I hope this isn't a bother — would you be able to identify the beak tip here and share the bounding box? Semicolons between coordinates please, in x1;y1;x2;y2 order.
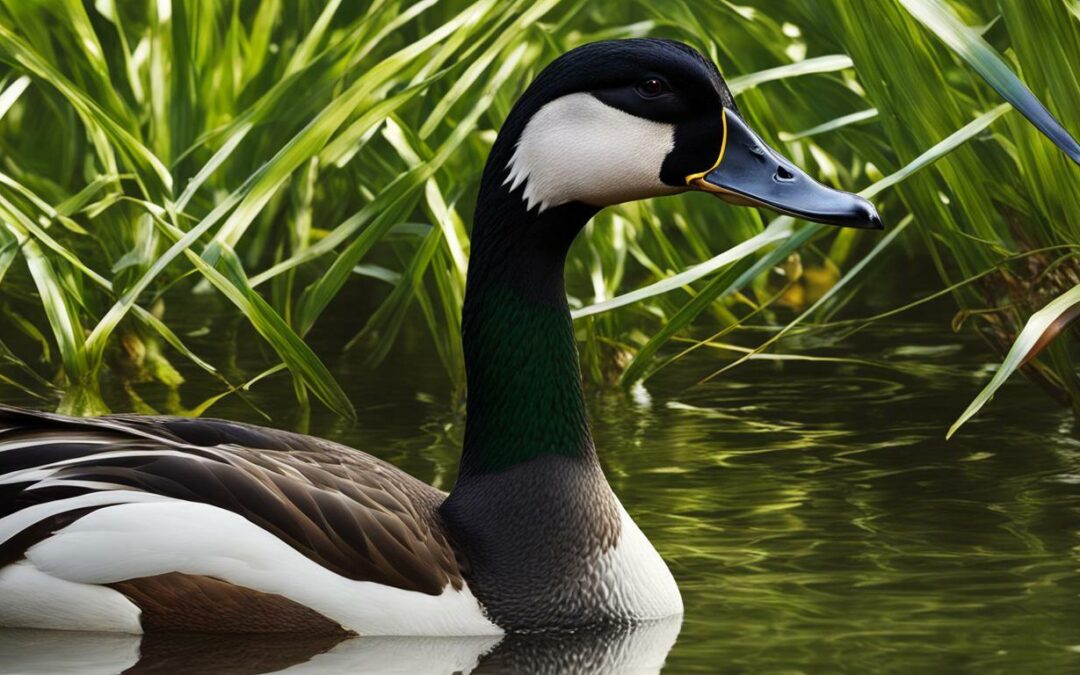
851;195;884;230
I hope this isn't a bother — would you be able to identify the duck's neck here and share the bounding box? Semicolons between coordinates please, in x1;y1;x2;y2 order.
457;188;599;480
444;177;662;632
437;62;683;631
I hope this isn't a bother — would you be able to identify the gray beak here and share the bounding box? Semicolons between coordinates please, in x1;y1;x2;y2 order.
687;109;883;230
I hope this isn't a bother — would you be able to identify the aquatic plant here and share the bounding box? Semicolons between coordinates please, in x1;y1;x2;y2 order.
0;1;1075;431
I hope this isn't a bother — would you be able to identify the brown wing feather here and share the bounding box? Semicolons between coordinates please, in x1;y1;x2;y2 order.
0;406;464;596
110;573;352;635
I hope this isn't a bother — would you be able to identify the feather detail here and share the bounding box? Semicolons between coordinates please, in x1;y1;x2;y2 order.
0;406;500;636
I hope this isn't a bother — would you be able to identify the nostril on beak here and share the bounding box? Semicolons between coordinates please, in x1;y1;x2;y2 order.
775;166;795;182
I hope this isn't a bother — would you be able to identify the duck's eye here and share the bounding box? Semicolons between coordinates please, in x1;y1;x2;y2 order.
635;78;669;98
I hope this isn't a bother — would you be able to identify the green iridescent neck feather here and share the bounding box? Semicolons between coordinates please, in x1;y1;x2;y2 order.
457;193;599;477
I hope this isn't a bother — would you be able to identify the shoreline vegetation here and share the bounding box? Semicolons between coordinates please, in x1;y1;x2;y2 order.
0;1;1076;436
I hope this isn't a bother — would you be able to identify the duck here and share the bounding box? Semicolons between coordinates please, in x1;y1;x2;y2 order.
0;38;880;638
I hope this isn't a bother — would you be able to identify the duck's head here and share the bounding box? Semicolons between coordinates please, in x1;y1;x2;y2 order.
487;38;881;229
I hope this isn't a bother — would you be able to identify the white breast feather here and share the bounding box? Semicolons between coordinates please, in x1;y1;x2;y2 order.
596;500;684;620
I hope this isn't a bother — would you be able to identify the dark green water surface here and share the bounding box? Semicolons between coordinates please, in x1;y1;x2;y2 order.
1;292;1079;674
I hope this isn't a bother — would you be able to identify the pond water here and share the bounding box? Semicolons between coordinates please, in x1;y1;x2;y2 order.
1;270;1079;673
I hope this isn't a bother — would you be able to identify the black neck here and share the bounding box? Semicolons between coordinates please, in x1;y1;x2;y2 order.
456;171;599;479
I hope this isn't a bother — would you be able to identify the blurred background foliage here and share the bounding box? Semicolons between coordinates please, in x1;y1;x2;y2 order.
0;0;1076;430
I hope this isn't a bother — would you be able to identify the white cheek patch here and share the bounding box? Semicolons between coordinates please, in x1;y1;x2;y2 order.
505;92;682;212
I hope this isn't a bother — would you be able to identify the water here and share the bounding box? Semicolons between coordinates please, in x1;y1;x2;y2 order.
2;287;1079;673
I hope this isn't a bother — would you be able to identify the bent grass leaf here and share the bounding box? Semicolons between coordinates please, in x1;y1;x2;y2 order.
295;180;424;334
861;103;1010;200
174;122;253;212
21;239;89;380
698;215;914;383
296;42;528;335
948;284;1080;438
0;74;30;120
212;0;497;248
283;0;345;77
55;175;124;217
899;0;1080;165
729;54;854;95
415;0;556;139
0;180;112;289
171;236;356;421
780;109;879;142
571;218;794;320
348;225;444;365
208;244;355;421
319;74;447;168
0;25;172;193
353;264;402;286
0;228;16;286
618;223;817;387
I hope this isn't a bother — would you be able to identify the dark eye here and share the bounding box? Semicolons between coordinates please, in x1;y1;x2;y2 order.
635;78;669;98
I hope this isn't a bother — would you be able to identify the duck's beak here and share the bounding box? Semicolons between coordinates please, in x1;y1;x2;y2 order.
687;109;883;230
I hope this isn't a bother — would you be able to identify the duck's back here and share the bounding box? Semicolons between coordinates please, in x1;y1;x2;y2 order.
0;406;500;636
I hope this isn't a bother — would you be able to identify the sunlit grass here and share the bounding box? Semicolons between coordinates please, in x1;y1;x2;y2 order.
0;1;1075;428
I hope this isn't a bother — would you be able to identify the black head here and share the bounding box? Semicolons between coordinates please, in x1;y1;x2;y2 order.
484;38;881;229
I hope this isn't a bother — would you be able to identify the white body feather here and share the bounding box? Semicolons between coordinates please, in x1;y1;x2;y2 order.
599;502;683;620
6;500;502;636
0;562;142;633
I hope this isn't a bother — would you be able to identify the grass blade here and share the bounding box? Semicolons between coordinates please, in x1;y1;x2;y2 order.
572;218;793;319
698;215;913;383
161;234;356;421
0;24;172;193
729;54;854;95
779;109;878;142
899;0;1080;165
0;74;30;120
948;283;1080;438
20;240;90;382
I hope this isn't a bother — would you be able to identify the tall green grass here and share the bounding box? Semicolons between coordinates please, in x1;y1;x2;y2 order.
0;1;1075;427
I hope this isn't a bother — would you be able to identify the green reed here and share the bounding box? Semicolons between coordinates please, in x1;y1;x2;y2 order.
0;0;1075;426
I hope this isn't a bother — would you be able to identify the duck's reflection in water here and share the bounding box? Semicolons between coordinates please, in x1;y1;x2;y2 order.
0;617;681;674
472;618;681;675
